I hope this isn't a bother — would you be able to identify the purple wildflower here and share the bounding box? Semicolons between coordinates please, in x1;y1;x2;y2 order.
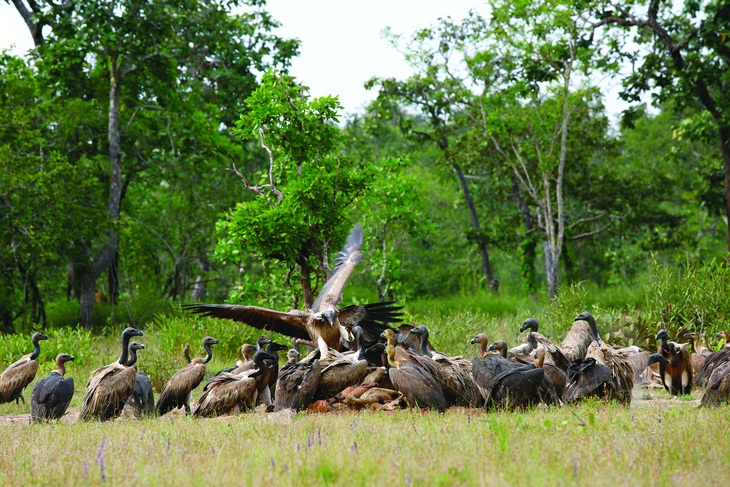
573;455;578;477
166;438;171;453
296;442;301;452
318;427;322;446
84;460;88;476
351;442;358;453
270;458;276;468
406;474;412;486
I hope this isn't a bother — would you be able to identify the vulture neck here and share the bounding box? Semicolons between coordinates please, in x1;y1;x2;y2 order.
118;332;133;365
203;343;215;364
30;336;43;361
526;333;538;349
418;330;433;358
385;345;398;368
354;330;366;361
56;359;67;376
479;341;489;358
585;316;602;345
127;348;139;368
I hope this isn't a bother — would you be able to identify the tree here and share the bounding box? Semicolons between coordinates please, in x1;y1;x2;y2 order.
366;15;501;292
589;0;730;251
6;0;298;328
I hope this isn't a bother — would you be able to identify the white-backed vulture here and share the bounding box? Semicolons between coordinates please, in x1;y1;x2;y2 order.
314;326;369;400
182;225;402;358
274;349;321;412
80;327;145;421
683;332;712;378
519;318;569;371
193;350;277;417
183;343;192;363
156;336;219;416
471;339;527;403
583;340;635;405
31;353;75;422
0;332;49;404
560;312;602;363
655;329;692;395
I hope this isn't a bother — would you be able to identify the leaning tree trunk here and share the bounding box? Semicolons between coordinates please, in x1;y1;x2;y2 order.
512;177;538;295
79;61;124;329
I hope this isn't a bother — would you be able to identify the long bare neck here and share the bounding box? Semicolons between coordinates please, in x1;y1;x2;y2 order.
203;343;214;364
480;341;488;358
419;331;432;358
30;338;42;361
56;359;66;376
386;345;398;368
118;334;131;365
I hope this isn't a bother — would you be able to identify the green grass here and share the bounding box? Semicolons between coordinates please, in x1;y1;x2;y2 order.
1;393;728;486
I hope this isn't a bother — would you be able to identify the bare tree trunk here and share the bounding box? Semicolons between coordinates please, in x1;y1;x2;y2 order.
721;125;730;252
512;177;537;295
297;255;314;309
78;61;124;329
452;162;498;291
10;0;45;47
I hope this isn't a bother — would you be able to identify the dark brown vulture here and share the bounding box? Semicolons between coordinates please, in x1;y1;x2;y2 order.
156;336;219;416
274;349;321;412
31;353;75;422
80;327;145;421
655;329;692;396
695;344;730;388
385;343;448;412
182;225;402;359
519;318;569;371
124;342;154;418
700;359;730;406
560;312;602;363
486;349;545;411
193;350;277;417
471;339;526;403
409;326;481;407
183;343;192;364
0;332;49;404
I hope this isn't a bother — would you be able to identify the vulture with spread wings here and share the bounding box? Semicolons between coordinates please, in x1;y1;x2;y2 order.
182;224;402;357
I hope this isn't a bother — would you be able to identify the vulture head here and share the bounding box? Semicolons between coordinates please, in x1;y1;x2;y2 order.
487;340;508;358
574;312;601;343
646;353;670;367
32;332;49;344
655;329;670;342
249;351;278;378
470;333;488;346
519;318;539;333
286;349;301;363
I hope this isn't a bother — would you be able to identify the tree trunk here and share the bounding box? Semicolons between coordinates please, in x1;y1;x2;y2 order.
452;162;498;291
10;0;44;47
721;125;730;252
297;255;314;309
512;178;537;295
78;60;124;329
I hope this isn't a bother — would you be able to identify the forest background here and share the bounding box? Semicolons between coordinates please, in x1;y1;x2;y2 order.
1;0;730;354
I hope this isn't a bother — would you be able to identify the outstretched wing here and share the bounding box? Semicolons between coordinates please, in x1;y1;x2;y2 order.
182;304;310;340
312;223;364;312
339;301;404;348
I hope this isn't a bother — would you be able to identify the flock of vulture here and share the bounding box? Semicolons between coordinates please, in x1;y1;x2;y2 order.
1;224;730;422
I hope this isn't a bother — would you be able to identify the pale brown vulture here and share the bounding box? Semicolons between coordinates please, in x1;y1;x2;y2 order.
0;332;48;404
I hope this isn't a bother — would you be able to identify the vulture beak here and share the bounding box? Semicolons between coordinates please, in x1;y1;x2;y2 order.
469;337;477;345
321;308;335;325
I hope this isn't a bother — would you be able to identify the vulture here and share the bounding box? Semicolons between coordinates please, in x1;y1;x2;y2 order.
0;332;49;404
560;312;602;363
193;350;277;417
125;342;155;418
156;336;219;416
273;349;321;412
684;332;712;378
30;353;75;422
695;344;730;388
655;329;692;395
488;341;563;406
183;343;192;363
619;347;653;386
409;326;481;407
182;224;403;358
582;340;635;404
80;327;145;421
700;359;730;406
314;326;369;400
471;338;526;402
486;349;545;411
385;343;448;412
519;318;569;371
